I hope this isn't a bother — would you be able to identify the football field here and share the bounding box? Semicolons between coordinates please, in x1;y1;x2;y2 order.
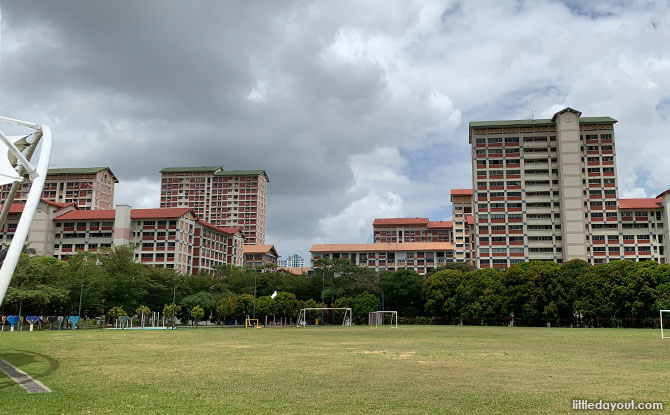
0;325;667;414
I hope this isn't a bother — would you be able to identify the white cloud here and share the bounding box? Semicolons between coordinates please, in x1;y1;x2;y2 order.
620;187;648;199
115;178;160;209
318;191;403;243
3;0;670;263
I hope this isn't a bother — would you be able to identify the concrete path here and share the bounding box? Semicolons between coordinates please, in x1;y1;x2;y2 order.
0;357;51;394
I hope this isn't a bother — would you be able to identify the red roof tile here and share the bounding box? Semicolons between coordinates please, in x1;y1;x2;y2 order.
197;219;242;236
131;208;192;219
243;244;278;256
427;220;453;229
279;267;312;275
373;217;429;226
450;189;473;196
618;198;663;209
40;199;73;209
310;242;454;253
0;203;25;214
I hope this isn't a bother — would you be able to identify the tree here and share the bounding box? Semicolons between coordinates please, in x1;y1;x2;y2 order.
379;270;423;317
4;255;68;316
234;294;255;320
181;291;216;321
163;303;181;322
191;305;205;325
422;269;461;320
216;296;237;323
353;292;380;324
274;292;299;319
256;296;276;321
107;306;127;323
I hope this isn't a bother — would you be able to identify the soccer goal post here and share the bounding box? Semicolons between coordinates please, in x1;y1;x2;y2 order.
368;311;398;328
245;318;260;328
297;308;352;327
661;310;670;339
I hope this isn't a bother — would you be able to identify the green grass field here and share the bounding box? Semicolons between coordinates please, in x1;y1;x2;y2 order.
0;326;667;414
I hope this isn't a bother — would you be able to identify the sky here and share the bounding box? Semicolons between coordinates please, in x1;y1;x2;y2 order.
1;0;670;264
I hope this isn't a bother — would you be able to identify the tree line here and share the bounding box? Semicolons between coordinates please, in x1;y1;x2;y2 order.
1;246;669;328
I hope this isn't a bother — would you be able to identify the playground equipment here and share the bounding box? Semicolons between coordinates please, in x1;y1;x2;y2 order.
26;316;40;331
68;316;79;330
0;116;52;306
116;316;131;329
6;315;19;331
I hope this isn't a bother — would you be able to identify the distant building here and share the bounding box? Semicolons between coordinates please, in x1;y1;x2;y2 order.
159;166;268;245
313;107;670;270
1;167;118;210
310;242;455;276
373;218;453;243
243;244;279;267
1;202;244;274
278;254;305;268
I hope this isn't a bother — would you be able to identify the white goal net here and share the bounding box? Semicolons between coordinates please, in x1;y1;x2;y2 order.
0;116;52;305
297;308;352;327
368;311;398;328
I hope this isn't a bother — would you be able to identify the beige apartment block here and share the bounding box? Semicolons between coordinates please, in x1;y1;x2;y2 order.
310;242;455;275
469;107;626;268
372;218;453;243
0;167;118;210
159;166;268;245
243;244;279;268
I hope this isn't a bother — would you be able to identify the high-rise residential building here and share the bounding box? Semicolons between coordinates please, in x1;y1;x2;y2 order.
311;107;670;271
450;189;474;263
1;167;118;210
159;166;268;245
469;106;669;268
278;254;305;268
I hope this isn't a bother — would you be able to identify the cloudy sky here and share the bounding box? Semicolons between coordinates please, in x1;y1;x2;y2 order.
1;0;670;263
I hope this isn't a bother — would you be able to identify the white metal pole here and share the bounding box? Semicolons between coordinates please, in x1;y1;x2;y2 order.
661;310;664;339
0;126;51;305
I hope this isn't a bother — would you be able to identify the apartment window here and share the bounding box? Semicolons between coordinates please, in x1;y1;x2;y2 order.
476;138;486;144
505;137;519;144
488;138;502;144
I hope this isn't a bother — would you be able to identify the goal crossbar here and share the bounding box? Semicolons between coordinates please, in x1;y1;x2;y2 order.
297;308;352;327
661;310;670;339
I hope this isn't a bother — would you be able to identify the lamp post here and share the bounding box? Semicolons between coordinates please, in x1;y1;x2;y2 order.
252;272;257;319
172;272;177;328
78;255;87;318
